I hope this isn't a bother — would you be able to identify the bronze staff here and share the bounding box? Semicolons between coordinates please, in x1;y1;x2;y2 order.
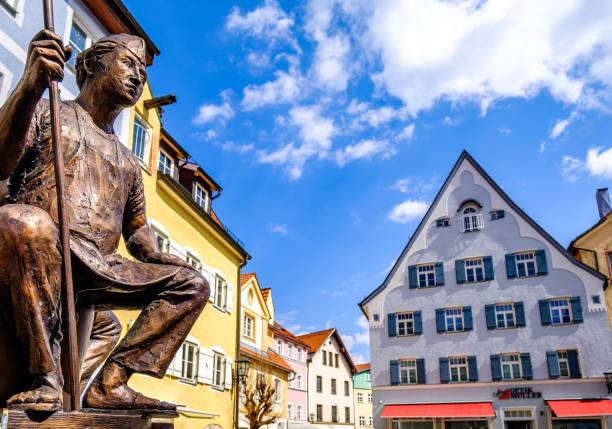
42;0;80;412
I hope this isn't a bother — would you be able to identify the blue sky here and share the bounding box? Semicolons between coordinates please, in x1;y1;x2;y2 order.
124;0;612;363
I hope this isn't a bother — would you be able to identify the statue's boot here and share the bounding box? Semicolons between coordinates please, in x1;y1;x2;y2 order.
7;371;62;412
83;360;176;412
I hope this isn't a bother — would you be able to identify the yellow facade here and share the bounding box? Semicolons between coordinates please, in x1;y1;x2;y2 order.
239;274;290;429
353;388;372;429
113;81;249;429
569;213;612;330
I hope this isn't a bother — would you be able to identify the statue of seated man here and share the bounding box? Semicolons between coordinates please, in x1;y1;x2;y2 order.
0;30;209;412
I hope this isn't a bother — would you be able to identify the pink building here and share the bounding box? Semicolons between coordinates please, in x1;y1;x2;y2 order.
272;323;310;425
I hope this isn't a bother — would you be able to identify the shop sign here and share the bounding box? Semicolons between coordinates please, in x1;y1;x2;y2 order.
494;387;542;399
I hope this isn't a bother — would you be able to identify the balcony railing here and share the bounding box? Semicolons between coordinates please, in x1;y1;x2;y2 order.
462;214;485;232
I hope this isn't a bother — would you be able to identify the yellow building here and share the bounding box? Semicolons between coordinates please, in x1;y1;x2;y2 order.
114;80;250;429
568;188;612;330
239;273;292;429
353;364;372;429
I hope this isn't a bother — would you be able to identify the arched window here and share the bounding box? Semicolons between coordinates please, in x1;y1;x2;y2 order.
461;204;484;232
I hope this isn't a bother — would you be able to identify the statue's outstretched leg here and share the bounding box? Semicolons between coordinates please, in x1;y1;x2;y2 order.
83;267;209;411
0;205;63;411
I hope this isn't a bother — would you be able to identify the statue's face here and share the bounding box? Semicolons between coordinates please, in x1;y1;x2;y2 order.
95;46;147;107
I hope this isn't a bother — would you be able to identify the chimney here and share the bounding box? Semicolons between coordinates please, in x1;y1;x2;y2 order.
596;188;611;219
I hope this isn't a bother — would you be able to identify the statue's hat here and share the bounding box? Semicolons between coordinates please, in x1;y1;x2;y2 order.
92;34;146;65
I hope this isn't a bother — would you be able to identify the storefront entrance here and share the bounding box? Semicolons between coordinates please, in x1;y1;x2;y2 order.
505;421;533;429
552;420;602;429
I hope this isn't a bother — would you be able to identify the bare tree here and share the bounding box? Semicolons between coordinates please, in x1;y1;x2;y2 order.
241;371;278;429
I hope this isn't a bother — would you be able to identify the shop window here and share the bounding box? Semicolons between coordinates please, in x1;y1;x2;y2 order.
392;422;434;429
552;420;601;429
501;353;522;380
445;421;488;429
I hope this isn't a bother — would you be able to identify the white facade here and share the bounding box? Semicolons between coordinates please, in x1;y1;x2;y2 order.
361;152;612;429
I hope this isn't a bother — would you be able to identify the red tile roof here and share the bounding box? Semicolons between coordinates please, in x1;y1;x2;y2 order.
272;323;310;349
297;329;334;353
240;346;293;373
355;363;371;372
241;273;256;286
260;288;271;301
210;209;224;229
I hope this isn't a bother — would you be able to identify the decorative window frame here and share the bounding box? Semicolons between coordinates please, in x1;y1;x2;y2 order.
242;312;255;340
445;307;465;332
158;148;174;177
448;355;469;383
194;182;209;212
399;358;418;385
417;264;437;287
460;203;485;232
495;303;516;329
515;250;537;278
396;312;415;336
549;297;572;325
179;341;199;384
500;353;522;380
464;257;485;283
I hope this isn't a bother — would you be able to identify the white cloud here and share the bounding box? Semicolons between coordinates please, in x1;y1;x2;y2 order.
390;178;411;193
539;141;547;153
356;316;369;330
396;124;415;142
550;111;579;139
241;68;302;110
269;223;291;235
351;353;366;365
585;147;612;179
388;199;428;223
561;155;584;182
193;91;234;125
341;334;355;351
219;141;254;153
443;116;462;126
335;139;395;167
357;0;612;115
499;127;511;135
258;105;337;179
226;0;294;43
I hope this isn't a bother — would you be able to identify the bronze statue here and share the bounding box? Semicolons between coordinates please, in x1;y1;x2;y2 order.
0;30;209;412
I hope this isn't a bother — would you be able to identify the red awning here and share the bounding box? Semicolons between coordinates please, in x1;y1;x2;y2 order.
547;400;612;417
381;403;495;418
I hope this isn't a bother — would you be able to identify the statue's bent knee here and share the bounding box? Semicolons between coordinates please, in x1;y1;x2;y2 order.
0;204;58;243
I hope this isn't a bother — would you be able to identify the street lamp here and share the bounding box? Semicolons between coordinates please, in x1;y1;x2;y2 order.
234;357;251;385
604;369;612;394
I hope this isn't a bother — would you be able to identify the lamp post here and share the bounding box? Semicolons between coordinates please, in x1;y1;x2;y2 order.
604;369;612;394
235;357;251;385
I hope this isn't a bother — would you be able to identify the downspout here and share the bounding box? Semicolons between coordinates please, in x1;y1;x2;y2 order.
235;258;248;429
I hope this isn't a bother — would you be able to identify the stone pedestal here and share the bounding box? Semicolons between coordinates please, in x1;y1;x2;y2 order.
2;408;176;428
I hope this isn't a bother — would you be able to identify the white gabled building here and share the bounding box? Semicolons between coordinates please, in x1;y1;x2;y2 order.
360;151;612;429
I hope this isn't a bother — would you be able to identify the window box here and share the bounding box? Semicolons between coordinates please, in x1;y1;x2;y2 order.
539;297;583;325
506;250;547;278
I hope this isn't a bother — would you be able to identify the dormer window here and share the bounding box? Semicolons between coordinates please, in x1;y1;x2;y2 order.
158;149;174;176
461;205;484;232
194;183;209;212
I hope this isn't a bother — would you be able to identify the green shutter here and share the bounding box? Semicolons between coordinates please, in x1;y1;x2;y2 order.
467;356;478;382
408;265;418;289
435;262;445;286
535;249;547;275
455;260;466;284
413;311;423;335
435;309;446;333
416;359;426;384
497;210;505;218
436;219;444;227
539;299;552;325
567;350;582;378
547;351;560;378
390;360;400;385
485;304;496;330
388;313;397;337
570;296;583;323
483;256;494;281
505;254;517;278
490;355;502;381
439;357;450;384
463;306;473;331
521;353;532;380
515;302;526;327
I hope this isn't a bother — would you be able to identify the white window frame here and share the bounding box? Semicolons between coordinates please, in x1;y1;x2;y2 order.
243;313;254;339
297;404;303;420
297;347;302;361
158;149;174;176
277;339;283;355
185;252;202;272
194;183;209;212
515;251;537;278
445;308;464;332
297;374;302;389
151;226;170;254
399;359;417;385
417;264;436;287
369;416;373;426
288;343;294;359
274;378;281;403
288;403;294;420
462;205;484;232
180;341;198;383
66;17;94;69
495;303;516;329
214;275;227;309
550;298;572;325
331;378;337;395
367;372;371;382
357;392;363;403
360;416;366;427
557;350;570;378
465;257;485;283
449;356;469;383
212;351;225;388
397;312;414;336
132;113;152;167
368;392;372;403
501;353;522;380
